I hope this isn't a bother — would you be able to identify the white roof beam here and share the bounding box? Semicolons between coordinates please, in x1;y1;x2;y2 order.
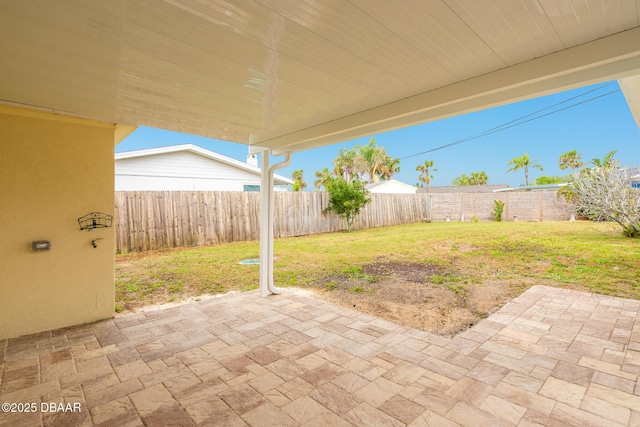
619;75;640;128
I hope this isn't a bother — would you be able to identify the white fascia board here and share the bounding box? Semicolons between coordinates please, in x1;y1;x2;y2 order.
619;74;640;129
390;180;418;191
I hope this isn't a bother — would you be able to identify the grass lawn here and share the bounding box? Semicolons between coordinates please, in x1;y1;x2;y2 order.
115;221;639;331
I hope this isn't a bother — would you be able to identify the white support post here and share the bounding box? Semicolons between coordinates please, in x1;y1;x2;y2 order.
259;150;292;297
259;152;270;297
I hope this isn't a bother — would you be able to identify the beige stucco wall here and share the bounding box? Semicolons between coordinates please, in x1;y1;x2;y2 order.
0;106;118;339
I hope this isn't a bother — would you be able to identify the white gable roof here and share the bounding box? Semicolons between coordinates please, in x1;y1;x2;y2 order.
365;179;417;194
115;144;293;185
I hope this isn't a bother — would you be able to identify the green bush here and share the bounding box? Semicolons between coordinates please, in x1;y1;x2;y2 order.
493;200;505;222
324;177;371;231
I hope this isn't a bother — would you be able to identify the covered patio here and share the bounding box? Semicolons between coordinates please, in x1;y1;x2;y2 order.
2;2;640;425
1;285;639;426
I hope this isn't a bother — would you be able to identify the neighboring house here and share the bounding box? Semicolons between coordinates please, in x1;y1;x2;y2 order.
420;184;510;193
492;183;567;193
631;175;640;189
365;179;417;194
115;144;293;191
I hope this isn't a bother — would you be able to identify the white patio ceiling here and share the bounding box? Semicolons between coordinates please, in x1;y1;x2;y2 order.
1;0;640;154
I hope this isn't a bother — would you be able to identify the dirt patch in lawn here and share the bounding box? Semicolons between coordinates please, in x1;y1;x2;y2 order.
307;259;524;336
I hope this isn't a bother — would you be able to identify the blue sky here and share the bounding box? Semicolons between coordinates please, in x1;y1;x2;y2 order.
116;80;640;188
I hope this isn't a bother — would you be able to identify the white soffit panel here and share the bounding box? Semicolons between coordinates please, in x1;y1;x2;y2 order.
0;0;639;153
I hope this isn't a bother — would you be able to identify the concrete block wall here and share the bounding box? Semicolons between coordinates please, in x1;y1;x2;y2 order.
430;190;572;222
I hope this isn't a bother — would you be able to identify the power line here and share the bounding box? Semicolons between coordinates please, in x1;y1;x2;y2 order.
400;83;620;160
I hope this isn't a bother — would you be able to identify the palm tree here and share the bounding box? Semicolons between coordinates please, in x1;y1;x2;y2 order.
469;171;489;185
506;153;543;186
452;174;469;186
416;160;437;194
591;150;617;169
558;150;583;176
333;148;357;182
314;168;332;190
452;171;488;186
291;169;306;191
379;157;401;181
355;138;389;183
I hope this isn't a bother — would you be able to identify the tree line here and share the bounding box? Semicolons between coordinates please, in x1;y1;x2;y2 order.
288;139;637;238
290;138;609;192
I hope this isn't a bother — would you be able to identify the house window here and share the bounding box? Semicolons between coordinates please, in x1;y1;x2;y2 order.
243;185;260;192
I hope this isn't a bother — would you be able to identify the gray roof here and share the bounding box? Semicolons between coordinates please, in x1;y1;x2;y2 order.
418;184;510;194
493;183;567;192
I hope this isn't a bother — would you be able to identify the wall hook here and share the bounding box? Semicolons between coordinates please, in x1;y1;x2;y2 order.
91;238;103;248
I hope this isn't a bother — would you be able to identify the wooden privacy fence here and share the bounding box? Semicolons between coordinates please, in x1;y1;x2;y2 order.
114;192;429;253
114;190;572;253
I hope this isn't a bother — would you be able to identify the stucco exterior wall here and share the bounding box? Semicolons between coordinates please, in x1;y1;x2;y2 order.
0;106;117;339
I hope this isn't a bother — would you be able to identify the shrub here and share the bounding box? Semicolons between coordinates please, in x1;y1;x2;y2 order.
493;200;505;222
560;164;640;237
324;177;371;231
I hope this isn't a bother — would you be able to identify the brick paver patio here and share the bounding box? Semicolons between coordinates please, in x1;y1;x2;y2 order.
1;285;639;426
